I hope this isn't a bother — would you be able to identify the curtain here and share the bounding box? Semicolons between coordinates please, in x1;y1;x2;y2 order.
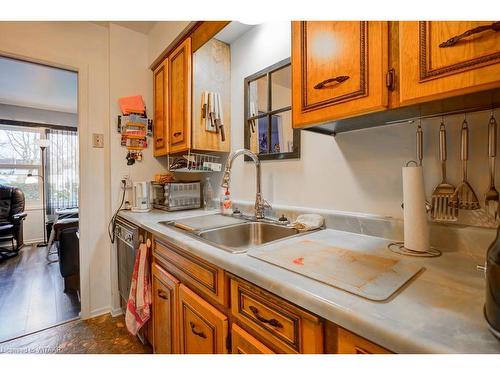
46;128;79;214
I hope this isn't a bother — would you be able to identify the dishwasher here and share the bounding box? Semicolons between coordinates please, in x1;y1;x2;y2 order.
114;218;140;312
114;217;149;342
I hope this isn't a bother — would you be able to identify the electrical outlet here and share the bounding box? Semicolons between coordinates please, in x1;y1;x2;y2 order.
92;133;104;148
121;175;132;189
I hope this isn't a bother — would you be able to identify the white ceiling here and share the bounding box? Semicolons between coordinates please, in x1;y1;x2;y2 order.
214;22;254;44
92;21;157;34
0;56;78;114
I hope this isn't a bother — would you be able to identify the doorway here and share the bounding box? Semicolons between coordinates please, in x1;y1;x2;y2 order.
0;55;80;342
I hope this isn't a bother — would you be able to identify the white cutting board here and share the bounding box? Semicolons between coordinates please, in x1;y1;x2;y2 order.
174;214;247;232
249;239;422;301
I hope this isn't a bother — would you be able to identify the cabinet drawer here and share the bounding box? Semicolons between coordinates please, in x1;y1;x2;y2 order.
153;239;228;306
231;324;275;354
230;277;323;353
178;284;228;354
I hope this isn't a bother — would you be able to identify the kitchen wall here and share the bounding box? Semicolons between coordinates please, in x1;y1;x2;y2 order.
147;21;190;66
229;22;498;227
108;23;169;313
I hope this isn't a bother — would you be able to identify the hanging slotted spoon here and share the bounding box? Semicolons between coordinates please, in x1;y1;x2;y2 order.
431;122;458;221
450;118;480;210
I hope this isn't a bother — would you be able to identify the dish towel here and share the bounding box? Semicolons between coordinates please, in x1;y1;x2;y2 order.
125;242;151;335
288;214;325;231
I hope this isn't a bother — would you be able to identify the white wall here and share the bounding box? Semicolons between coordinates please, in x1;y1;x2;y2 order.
229;22;498;227
147;21;190;66
109;23;169;312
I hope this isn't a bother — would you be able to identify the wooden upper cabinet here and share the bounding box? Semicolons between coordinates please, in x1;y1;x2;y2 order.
152;263;180;354
178;284;228;354
399;21;500;105
153;61;168;156
168;37;192;154
292;21;389;128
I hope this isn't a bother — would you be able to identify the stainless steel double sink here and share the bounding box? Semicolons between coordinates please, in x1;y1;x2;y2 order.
160;215;312;253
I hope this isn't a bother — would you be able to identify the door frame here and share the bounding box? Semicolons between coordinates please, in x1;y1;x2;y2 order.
0;50;95;320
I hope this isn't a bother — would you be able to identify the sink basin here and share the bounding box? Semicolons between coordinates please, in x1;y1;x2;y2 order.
198;222;300;253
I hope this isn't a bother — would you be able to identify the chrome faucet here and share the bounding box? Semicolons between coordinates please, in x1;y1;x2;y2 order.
221;149;270;219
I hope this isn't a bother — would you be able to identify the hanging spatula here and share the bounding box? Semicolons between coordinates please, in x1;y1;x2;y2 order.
485;113;499;219
431;122;458;221
450;118;480;210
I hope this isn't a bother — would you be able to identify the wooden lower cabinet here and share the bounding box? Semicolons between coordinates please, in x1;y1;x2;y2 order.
336;327;391;354
230;277;323;354
151;236;391;355
178;284;229;354
152;263;180;354
231;324;275;354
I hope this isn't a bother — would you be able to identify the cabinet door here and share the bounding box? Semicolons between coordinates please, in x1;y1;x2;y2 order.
152;263;180;354
292;21;388;128
178;284;228;354
153;60;168;156
337;327;391;354
168;37;192;154
399;21;500;105
231;324;275;354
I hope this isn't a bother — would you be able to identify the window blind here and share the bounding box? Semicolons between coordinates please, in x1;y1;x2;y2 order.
46;128;79;214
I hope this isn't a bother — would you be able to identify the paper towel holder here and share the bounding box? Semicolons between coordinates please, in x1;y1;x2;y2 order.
401;160;433;213
388;242;441;257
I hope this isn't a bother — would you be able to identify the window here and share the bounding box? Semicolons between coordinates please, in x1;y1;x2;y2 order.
0;124;42;207
46;128;79;214
244;58;300;160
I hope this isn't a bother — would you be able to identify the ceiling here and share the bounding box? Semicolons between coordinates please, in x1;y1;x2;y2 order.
93;21;157;34
214;22;254;44
0;56;78;114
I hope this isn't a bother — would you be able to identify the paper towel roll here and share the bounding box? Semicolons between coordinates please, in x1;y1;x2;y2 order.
402;165;430;252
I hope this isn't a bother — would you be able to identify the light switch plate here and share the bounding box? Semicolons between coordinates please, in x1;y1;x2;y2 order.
92;133;104;148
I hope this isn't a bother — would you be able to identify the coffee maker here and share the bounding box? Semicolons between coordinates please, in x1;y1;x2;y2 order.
485;226;500;339
131;181;151;212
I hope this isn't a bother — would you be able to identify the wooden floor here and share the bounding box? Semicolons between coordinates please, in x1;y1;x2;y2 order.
0;313;152;354
0;244;80;342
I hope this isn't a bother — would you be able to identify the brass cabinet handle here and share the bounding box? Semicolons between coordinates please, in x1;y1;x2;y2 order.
248;306;283;328
313;75;350;89
173;131;182;137
439;21;500;48
156;137;163;143
189;321;207;339
157;290;168;300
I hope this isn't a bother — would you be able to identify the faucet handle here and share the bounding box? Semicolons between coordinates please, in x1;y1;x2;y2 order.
262;199;272;209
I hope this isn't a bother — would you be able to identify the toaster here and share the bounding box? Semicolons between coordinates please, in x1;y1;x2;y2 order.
150;181;201;211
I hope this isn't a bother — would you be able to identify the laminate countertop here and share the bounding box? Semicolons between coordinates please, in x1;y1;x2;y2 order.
118;209;500;353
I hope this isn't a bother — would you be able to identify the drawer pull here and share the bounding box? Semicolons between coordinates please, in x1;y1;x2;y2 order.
157;290;168;300
439;21;500;48
156;137;163;143
189;321;207;339
249;306;283;328
173;131;182;137
313;75;350;89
